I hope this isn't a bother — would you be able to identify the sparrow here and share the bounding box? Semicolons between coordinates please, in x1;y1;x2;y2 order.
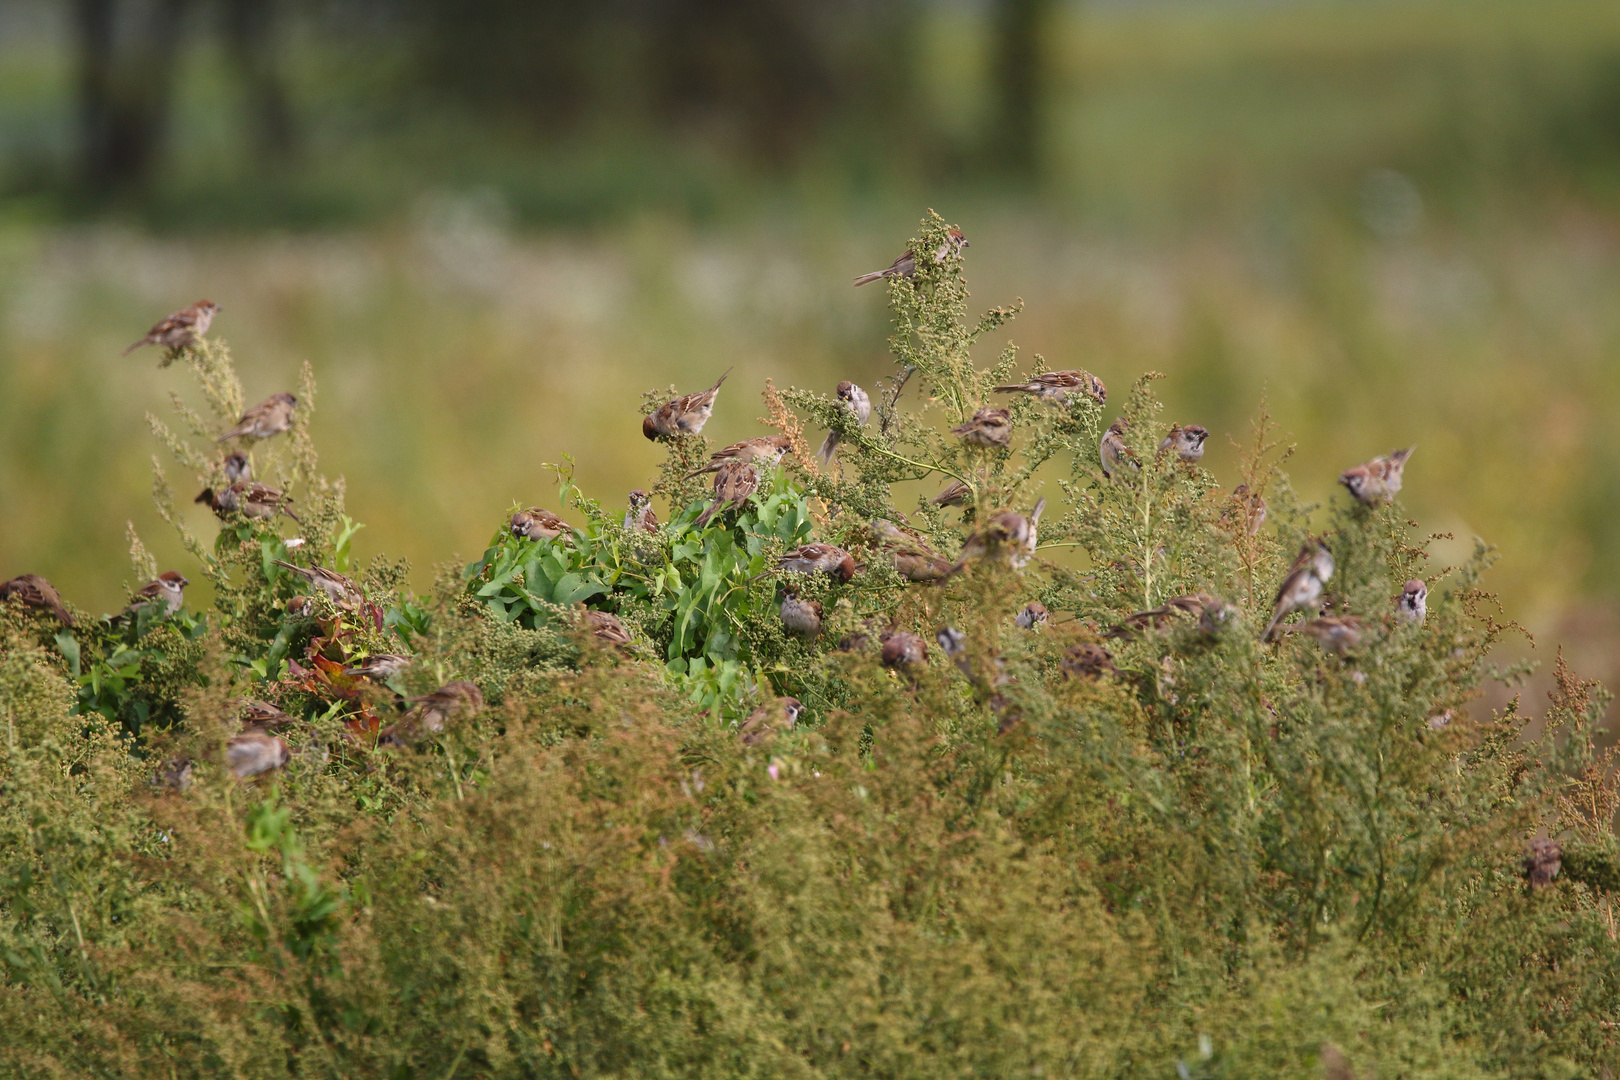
1224;484;1268;537
226;731;291;779
196;482;301;523
239;699;294;730
123;300;220;355
685;435;792;478
779;590;823;639
951;407;1012;448
851;228;969;287
777;543;857;583
1061;642;1117;680
1100;418;1137;478
694;460;760;527
931;478;972;507
271;560;365;610
643;370;730;440
993;370;1107;406
1398;579;1427;625
880;631;929;673
511;507;573;542
1524;838;1562;890
1159;425;1209;463
217;393;297;444
127;571;190;617
0;573;74;625
155;756;193;793
1262;541;1335;641
222;451;251;483
1339;447;1416;507
407;680;484;735
1015;601;1048;629
584;609;633;649
285;595;312;618
935;625;967;658
817;380;872;464
624;489;659;533
1108;593;1227;637
871;518;950;582
1296;616;1365;655
739;697;805;745
953;499;1044;571
343;654;413;680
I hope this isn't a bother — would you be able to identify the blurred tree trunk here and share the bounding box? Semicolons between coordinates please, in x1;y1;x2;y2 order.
991;0;1050;180
75;0;190;194
221;0;294;164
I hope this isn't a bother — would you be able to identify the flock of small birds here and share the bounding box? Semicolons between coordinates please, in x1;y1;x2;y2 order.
2;238;1431;780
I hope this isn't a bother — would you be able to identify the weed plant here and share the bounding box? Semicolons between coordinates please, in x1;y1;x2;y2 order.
1;214;1618;1078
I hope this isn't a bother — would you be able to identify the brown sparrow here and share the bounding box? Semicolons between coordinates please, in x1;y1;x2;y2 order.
511;507;572;542
217;393;297;444
993;370;1107;405
285;595;313;618
1397;579;1427;625
694;460;760;527
1015;601;1048;629
407;680;484;735
1297;616;1365;655
685;435;792;478
931;478;972;508
1061;642;1116;680
779;590;823;639
127;571;190;617
1524;838;1562;890
624;489;659;533
222;451;251;483
851;228;968;287
239;699;294;730
951;407;1012;448
123;300;220;355
1109;592;1227;637
226;731;291;779
1339;447;1416;507
739;697;805;745
1100;418;1137;478
1262;541;1335;641
0;573;74;625
584;609;633;649
197;482;300;523
271;560;365;610
777;543;857;583
880;630;929;672
155;756;193;793
953;499;1043;571
1159;425;1209;463
643;370;730;440
871;518;950;582
818;380;872;463
343;653;413;680
1225;484;1268;537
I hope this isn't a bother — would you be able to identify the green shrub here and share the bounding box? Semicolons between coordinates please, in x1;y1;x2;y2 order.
1;212;1616;1078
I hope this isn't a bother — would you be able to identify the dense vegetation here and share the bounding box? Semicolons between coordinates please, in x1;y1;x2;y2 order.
2;215;1618;1077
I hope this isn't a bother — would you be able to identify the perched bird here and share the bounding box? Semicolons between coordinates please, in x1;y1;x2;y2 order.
407;681;484;736
935;625;967;658
1339;447;1416;507
777;543;858;584
993;370;1107;406
239;699;294;730
1159;425;1209;463
1297;616;1365;655
1398;579;1428;625
685;435;792;478
624;489;659;533
951;407;1012;449
127;571;190;617
953;499;1044;571
1015;601;1048;629
851;228;969;287
1109;593;1227;638
285;595;313;618
343;653;413;680
1061;642;1117;680
931;478;972;508
226;732;291;779
871;518;950;582
222;451;251;483
880;631;929;673
1100;418;1137;478
1524;838;1563;890
643;370;730;440
584;609;633;649
511;507;572;542
739;697;805;745
779;590;823;639
1224;484;1268;537
271;560;365;610
1262;541;1335;641
123;300;220;355
818;380;872;464
155;756;193;793
196;481;300;523
217;393;297;444
0;573;74;625
694;460;760;527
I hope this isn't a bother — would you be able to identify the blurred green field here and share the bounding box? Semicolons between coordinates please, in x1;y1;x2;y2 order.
3;0;1620;682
